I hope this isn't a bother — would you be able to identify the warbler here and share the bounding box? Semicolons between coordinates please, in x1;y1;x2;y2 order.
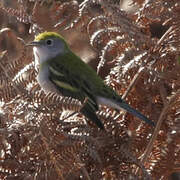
28;32;155;129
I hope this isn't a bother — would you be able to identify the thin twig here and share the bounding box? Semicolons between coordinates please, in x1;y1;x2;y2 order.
139;89;180;169
153;26;175;51
122;67;145;100
60;112;78;121
159;82;168;105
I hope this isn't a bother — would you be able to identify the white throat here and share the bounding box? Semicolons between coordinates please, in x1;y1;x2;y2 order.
33;47;49;66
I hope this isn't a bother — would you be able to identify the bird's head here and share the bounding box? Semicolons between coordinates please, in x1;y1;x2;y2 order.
27;32;69;64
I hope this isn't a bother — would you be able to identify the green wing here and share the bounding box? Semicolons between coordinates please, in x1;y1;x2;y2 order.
48;59;96;104
48;54;104;129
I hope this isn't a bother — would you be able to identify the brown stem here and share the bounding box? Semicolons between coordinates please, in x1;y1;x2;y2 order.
139;89;180;168
122;67;144;100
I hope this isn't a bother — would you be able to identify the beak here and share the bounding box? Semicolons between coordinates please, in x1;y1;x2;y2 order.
26;41;41;47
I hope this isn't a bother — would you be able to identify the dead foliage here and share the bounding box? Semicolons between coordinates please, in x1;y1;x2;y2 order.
0;0;179;179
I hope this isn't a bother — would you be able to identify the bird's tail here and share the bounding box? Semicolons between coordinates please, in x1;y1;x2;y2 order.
97;96;155;126
117;100;155;126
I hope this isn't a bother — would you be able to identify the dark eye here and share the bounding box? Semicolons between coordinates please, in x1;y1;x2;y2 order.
46;39;53;46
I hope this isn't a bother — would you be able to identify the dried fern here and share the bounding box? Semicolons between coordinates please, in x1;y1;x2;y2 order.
0;0;179;179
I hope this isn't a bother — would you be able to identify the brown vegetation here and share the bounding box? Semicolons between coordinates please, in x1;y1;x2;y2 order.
0;0;179;179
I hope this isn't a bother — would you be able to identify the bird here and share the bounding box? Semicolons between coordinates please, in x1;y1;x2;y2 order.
27;32;155;129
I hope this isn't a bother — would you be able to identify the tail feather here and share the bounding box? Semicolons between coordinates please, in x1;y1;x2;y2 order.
80;102;104;129
118;101;155;126
97;96;155;126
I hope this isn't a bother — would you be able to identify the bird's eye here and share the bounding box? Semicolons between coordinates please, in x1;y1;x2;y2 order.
46;39;53;46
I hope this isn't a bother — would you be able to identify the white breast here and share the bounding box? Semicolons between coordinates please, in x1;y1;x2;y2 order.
33;47;60;94
37;66;54;93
